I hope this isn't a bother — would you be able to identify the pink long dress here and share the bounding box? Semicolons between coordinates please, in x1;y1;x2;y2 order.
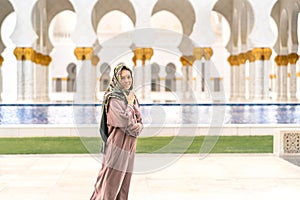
90;97;143;200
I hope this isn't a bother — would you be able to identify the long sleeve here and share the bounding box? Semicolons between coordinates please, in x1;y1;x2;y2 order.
107;98;143;137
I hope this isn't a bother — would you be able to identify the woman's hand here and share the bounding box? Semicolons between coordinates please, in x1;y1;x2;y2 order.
126;91;135;105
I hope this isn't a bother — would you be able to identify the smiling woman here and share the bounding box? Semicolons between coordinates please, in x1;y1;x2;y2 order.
90;63;143;200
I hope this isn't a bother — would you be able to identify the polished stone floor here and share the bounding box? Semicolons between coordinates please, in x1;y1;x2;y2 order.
1;154;300;200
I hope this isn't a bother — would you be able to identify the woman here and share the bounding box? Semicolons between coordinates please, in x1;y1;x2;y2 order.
90;63;143;200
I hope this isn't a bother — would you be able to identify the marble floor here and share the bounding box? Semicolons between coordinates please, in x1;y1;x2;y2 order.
0;154;300;200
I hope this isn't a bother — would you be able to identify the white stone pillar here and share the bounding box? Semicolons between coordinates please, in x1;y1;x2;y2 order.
276;64;281;100
16;59;23;100
248;0;276;100
275;55;289;101
288;53;299;101
133;60;143;99
238;64;246;100
41;55;51;101
69;0;97;47
144;60;151;100
228;55;239;101
9;0;38;102
83;60;94;100
33;53;41;101
193;60;202;101
248;51;256;100
24;60;33;100
248;0;277;47
252;48;272;100
238;53;247;100
281;66;288;101
69;0;98;102
193;47;213;100
132;48;153;102
204;60;212;99
181;65;188;101
189;0;218;47
144;48;153;101
32;53;51;102
13;48;35;101
180;55;195;102
74;48;96;102
254;60;264;99
9;0;38;46
0;56;3;101
262;59;271;99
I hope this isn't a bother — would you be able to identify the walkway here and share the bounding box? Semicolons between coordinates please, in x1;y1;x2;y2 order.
1;154;300;200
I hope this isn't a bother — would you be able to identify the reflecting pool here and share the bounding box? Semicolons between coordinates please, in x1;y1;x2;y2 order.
0;103;300;125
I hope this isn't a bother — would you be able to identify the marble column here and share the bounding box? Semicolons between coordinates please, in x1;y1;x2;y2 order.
275;55;289;101
132;48;153;101
69;0;98;102
252;48;272;100
133;48;144;99
247;50;256;100
91;54;99;100
40;54;51;101
74;47;95;102
238;53;247;100
193;47;213;100
180;55;195;102
13;48;35;101
288;53;299;101
227;55;239;101
144;48;154;101
0;55;3;101
9;0;38;102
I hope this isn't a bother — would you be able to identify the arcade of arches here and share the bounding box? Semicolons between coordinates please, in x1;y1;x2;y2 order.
0;0;300;103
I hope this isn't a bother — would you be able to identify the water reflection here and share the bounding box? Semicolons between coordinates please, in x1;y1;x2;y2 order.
181;106;199;124
16;106;48;124
275;105;299;124
0;104;300;125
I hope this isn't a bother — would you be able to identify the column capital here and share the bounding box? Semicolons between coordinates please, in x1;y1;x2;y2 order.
13;47;35;61
203;48;213;60
193;47;213;60
133;48;144;60
246;50;256;62
74;47;93;60
41;55;52;66
34;52;43;65
287;53;299;65
91;55;100;66
132;55;137;67
193;48;204;60
269;74;276;79
180;55;195;66
227;55;239;66
144;48;153;60
238;53;248;65
0;56;3;66
252;47;272;61
275;55;289;66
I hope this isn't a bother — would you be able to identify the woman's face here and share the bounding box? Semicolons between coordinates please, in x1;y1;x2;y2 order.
120;69;132;90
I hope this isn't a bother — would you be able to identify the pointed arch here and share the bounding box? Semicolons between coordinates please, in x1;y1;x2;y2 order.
92;0;136;32
0;0;14;53
291;2;300;45
152;0;195;36
280;9;289;47
32;0;74;53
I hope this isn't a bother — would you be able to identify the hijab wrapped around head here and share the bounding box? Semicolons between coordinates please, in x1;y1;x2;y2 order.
103;63;133;111
100;63;133;153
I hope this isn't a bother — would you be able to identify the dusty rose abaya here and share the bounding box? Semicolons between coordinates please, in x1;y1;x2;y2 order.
90;64;143;200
